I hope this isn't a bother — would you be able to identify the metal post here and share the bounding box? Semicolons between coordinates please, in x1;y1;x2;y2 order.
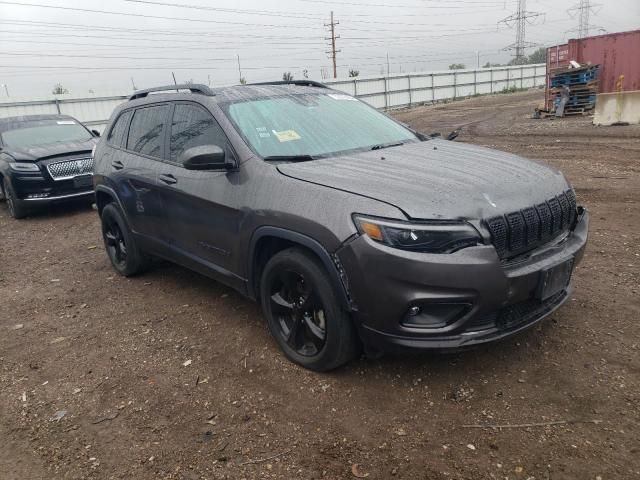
54;98;61;114
383;76;388;110
473;70;477;96
453;71;457;99
490;69;493;93
353;78;358;97
431;74;435;103
407;75;412;107
521;66;524;88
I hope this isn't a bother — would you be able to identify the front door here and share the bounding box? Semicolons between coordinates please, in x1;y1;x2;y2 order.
156;102;242;280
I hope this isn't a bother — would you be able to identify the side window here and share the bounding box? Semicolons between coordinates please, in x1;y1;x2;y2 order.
127;105;169;158
170;103;230;163
106;110;132;147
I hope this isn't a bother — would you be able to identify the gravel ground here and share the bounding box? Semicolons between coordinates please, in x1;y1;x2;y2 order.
1;89;639;480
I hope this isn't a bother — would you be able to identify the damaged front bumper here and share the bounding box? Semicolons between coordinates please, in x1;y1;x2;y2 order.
336;209;589;352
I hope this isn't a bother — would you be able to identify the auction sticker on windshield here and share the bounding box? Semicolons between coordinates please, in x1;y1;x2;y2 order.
273;130;301;142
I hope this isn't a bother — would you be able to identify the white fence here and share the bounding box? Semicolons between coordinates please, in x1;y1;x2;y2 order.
0;64;546;132
327;64;545;109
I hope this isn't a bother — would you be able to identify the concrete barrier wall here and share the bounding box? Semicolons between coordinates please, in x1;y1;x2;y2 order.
593;90;640;126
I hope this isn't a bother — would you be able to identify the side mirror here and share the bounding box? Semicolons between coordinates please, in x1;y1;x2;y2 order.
180;145;231;170
91;129;101;137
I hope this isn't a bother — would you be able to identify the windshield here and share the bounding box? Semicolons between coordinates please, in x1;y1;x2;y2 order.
222;93;418;159
0;121;93;149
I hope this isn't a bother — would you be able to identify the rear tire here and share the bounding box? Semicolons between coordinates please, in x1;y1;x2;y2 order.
100;203;149;276
3;178;28;219
260;247;359;371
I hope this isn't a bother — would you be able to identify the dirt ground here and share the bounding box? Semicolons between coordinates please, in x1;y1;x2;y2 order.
1;89;639;480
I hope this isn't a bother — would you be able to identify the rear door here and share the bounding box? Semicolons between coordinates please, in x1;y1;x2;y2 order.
117;104;170;239
155;101;242;280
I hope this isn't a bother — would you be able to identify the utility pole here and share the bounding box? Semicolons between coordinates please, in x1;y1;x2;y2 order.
130;77;137;91
386;52;390;75
568;0;601;38
499;0;543;62
325;11;340;79
476;51;480;69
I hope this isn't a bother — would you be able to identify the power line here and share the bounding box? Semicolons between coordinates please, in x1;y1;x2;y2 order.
498;0;544;61
298;0;515;9
0;1;325;30
324;11;340;79
567;0;602;38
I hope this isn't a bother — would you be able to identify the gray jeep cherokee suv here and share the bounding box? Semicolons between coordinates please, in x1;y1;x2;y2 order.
93;81;589;371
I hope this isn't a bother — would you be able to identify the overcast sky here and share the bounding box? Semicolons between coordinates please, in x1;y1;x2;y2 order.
0;0;638;97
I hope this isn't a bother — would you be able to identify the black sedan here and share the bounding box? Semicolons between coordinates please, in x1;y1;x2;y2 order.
0;114;99;219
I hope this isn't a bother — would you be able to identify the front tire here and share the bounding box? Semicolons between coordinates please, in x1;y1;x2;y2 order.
260;248;359;371
100;203;149;276
3;178;28;219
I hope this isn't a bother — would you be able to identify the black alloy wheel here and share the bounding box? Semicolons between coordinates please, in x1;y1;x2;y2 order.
103;215;128;269
260;248;359;371
100;203;149;276
269;269;327;357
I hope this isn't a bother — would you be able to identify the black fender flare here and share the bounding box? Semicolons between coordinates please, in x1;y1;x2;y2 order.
94;185;131;226
247;226;353;311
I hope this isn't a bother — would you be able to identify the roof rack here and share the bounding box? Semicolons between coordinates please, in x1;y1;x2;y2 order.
129;83;215;101
247;80;328;89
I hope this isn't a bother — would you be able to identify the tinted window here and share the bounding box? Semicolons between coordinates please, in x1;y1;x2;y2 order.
127;105;169;157
170;104;229;163
107;110;132;147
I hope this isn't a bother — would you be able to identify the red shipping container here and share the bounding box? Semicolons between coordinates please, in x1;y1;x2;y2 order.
545;29;640;110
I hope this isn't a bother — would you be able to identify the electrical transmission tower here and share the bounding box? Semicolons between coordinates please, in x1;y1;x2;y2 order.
324;11;340;79
499;0;543;62
567;0;602;38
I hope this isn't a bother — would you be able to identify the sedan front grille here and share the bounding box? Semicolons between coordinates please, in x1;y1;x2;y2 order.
47;157;94;180
484;189;577;259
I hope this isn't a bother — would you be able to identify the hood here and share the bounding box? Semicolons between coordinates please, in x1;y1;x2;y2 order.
2;138;97;162
277;139;570;220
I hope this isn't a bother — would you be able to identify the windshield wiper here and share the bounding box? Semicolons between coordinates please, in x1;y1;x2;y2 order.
370;141;404;151
263;155;315;163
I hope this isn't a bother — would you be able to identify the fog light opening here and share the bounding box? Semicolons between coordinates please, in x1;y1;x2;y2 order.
401;302;472;329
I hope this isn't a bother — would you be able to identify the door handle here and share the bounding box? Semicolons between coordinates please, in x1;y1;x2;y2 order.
111;160;124;170
158;173;177;185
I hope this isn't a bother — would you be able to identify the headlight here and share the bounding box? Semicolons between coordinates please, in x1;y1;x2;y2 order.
9;162;40;172
354;215;482;253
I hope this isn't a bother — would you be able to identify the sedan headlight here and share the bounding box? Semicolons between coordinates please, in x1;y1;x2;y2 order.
354;215;482;253
9;162;40;172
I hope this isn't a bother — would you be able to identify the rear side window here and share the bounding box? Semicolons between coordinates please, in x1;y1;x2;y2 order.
107;110;132;147
170;103;230;163
127;105;169;158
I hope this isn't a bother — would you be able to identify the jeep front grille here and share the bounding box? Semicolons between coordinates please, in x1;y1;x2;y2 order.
485;189;577;259
47;157;94;180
